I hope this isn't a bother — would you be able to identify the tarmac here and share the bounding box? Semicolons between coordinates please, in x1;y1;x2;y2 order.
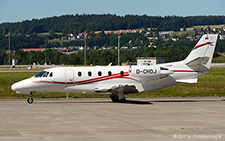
0;97;224;141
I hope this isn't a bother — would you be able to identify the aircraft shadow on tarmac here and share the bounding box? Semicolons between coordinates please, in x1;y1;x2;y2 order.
124;99;224;104
123;100;153;105
150;99;225;103
118;98;224;104
35;98;224;105
35;99;153;105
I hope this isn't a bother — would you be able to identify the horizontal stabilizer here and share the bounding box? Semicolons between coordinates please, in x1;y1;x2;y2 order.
186;57;209;67
176;78;198;83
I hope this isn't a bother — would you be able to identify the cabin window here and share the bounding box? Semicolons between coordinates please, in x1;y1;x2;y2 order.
88;71;92;76
98;71;102;76
78;72;82;77
120;71;124;76
43;72;49;77
49;72;53;77
108;71;112;76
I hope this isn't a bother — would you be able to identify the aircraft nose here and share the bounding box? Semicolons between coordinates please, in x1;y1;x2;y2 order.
11;83;17;91
11;82;22;91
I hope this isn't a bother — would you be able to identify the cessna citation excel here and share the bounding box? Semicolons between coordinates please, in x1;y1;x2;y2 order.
12;34;218;104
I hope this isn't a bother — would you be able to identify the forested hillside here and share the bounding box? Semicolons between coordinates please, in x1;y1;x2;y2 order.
1;39;225;65
1;14;225;35
0;14;225;65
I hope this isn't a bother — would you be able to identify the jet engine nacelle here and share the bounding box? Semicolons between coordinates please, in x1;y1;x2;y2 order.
131;66;160;79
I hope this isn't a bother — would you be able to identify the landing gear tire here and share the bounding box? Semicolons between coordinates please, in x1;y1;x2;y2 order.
110;95;118;102
119;97;126;103
27;92;35;104
27;97;33;104
110;95;126;103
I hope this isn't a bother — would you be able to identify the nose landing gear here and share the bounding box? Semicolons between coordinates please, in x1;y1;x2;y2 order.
27;97;33;104
27;92;36;104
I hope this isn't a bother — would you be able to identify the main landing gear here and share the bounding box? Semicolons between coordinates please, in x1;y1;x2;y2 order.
110;94;126;102
109;85;139;103
110;86;126;103
27;92;36;104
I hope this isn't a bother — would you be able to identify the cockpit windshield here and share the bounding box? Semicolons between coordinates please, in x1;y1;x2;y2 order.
35;71;52;78
35;71;46;77
42;72;49;77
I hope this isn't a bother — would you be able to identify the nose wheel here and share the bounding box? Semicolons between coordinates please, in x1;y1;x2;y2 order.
27;92;36;104
27;97;34;104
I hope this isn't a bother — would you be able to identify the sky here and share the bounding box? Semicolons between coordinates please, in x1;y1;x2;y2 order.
0;0;225;23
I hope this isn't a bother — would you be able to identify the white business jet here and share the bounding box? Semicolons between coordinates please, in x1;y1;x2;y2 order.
12;34;218;104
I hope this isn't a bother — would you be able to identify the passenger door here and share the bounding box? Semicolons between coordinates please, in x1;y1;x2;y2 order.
65;69;74;88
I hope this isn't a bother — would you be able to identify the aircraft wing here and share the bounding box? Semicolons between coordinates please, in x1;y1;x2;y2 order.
176;78;198;83
94;85;139;94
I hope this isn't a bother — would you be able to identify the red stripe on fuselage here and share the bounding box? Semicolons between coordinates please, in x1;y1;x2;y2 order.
193;42;212;50
32;72;140;85
171;70;198;72
74;72;129;84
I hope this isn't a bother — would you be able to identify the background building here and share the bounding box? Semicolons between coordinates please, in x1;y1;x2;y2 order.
137;57;165;65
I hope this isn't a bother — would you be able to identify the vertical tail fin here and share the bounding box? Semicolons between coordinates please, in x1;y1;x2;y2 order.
184;34;218;70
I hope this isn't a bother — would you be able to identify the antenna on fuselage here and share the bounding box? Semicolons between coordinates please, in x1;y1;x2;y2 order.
107;63;112;66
